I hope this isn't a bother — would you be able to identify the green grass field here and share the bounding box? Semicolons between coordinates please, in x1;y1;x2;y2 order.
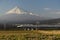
0;30;60;40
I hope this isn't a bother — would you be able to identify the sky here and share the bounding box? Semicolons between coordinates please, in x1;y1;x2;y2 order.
0;0;60;18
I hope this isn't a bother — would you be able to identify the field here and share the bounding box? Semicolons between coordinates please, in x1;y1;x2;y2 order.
0;30;60;40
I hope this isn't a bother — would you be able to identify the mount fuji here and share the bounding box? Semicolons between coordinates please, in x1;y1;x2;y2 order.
0;6;51;24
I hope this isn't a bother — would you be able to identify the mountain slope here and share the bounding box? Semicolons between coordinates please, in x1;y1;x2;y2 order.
0;6;52;24
0;13;43;23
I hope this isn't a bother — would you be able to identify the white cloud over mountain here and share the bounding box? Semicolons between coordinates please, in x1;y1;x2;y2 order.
43;8;60;14
44;8;51;11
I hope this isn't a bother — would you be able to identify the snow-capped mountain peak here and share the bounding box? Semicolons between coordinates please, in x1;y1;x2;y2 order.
0;6;51;23
6;6;26;14
6;6;39;16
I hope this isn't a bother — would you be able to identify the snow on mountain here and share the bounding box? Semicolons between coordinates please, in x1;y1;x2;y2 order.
0;6;50;23
6;6;27;14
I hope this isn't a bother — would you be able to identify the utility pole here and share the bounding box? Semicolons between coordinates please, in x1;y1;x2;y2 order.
4;24;6;30
36;21;40;30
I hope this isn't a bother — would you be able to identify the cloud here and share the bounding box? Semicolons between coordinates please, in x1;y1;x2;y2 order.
44;8;51;10
44;8;60;14
29;13;39;16
43;8;60;15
